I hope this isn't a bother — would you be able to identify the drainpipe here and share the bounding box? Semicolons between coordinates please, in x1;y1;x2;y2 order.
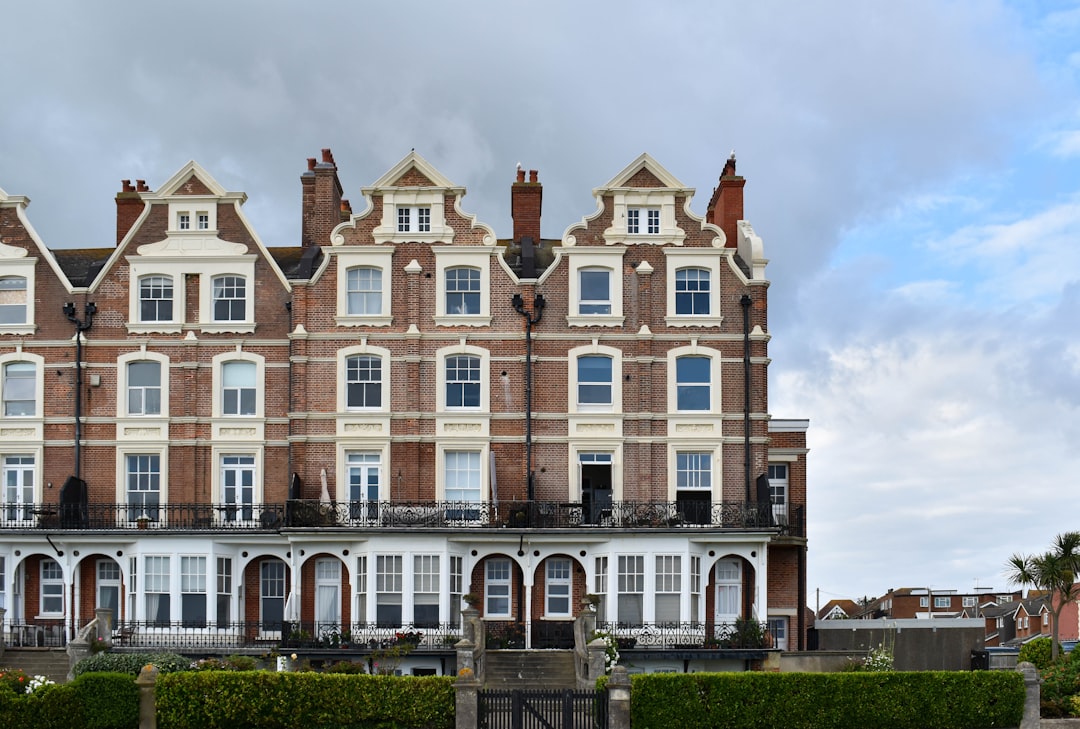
740;294;752;502
63;301;97;480
512;292;546;502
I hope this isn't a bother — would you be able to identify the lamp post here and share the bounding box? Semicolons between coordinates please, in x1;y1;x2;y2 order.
512;293;545;502
63;301;96;480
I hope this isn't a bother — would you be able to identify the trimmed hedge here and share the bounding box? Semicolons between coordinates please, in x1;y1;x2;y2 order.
0;673;137;729
630;671;1025;729
73;651;193;677
156;671;455;729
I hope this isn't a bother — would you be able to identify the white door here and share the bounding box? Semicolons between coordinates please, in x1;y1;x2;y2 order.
314;558;341;636
714;559;741;626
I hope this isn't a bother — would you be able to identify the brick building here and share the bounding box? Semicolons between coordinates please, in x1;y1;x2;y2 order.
0;150;808;671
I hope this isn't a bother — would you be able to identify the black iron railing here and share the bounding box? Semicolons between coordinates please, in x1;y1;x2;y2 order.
594;619;778;650
97;620;462;651
5;620;67;647
4;500;804;536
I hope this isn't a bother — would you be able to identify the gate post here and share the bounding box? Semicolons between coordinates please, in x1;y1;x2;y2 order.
455;671;480;729
607;665;631;729
1018;662;1040;729
135;663;159;729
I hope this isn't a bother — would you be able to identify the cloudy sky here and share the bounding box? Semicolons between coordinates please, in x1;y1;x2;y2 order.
3;1;1080;606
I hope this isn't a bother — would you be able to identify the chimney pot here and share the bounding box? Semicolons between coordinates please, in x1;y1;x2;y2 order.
136;180;148;192
121;179;133;192
307;158;317;171
529;170;538;183
321;148;333;164
516;169;526;183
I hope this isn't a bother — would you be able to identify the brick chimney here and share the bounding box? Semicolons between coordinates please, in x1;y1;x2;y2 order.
706;154;745;248
301;148;343;248
511;167;542;245
115;179;148;246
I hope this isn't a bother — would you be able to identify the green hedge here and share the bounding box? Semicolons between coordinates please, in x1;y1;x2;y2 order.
156;672;455;729
73;651;193;677
0;673;137;729
630;671;1025;729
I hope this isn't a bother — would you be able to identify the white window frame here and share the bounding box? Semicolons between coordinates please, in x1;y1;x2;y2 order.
433;248;492;326
655;555;681;625
370;185;455;246
344;450;382;520
566;249;625;327
666;345;722;415
0;253;36;335
435;344;490;413
181;556;208;627
333;249;394;327
116;446;168;522
0;274;31;330
116;349;170;431
212;351;265;419
346;266;383;316
767;616;789;651
196;211;210;231
934;596;951;609
444;266;482;316
1;356;40;418
396;205;432;233
168;200;217;234
444;354;482;410
2;453;37;525
664;250;724;327
434;443;490;511
128;253;256;335
314;558;342;632
177;211;190;231
962;596;977;608
626;207;660;235
96;559;121;615
336;344;391;413
568;344;623;414
714;559;741;625
545;558;573;617
413;554;440;627
211;275;248;323
376;555;403;627
216;557;232;627
144;555;171;626
768;463;789;525
137;275;176;324
486;558;512;618
40;558;64;617
617;555;645;627
444;450;482;503
217;453;258;524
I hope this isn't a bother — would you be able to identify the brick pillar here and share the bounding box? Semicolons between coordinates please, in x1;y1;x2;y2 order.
705;155;745;248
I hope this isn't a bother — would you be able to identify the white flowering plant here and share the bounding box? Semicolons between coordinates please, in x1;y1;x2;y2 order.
589;630;621;673
26;674;56;693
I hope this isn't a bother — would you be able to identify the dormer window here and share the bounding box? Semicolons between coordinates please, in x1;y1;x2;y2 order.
0;276;27;325
627;207;660;234
197;212;209;230
177;212;190;230
397;206;431;233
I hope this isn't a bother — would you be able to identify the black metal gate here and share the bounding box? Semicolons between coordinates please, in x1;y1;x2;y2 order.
478;689;608;729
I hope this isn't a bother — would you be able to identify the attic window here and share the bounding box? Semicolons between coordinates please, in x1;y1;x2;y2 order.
177;212;191;230
397;206;431;233
627;207;659;235
197;212;209;230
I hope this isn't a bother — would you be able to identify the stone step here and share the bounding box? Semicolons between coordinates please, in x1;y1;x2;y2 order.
2;648;72;683
483;649;578;689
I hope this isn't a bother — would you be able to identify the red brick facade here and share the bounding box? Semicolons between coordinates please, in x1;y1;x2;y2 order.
0;151;808;659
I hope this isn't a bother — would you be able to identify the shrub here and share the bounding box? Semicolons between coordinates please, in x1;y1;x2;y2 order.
1041;652;1080;717
157;672;455;729
1019;637;1059;670
630;671;1024;729
73;673;139;729
73;651;192;677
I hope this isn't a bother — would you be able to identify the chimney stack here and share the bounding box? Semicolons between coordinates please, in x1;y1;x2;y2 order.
706;154;745;249
301;149;343;248
512;167;542;247
115;179;144;246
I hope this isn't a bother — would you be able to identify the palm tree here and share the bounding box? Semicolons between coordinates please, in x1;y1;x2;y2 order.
1006;531;1080;662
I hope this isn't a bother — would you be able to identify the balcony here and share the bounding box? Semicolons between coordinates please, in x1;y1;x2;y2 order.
3;500;804;537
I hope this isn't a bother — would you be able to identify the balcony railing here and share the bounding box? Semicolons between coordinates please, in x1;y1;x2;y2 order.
44;620;775;653
595;619;779;650
4;500;804;536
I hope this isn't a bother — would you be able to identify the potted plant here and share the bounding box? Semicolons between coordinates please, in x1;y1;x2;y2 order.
136;514;151;530
462;593;481;609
